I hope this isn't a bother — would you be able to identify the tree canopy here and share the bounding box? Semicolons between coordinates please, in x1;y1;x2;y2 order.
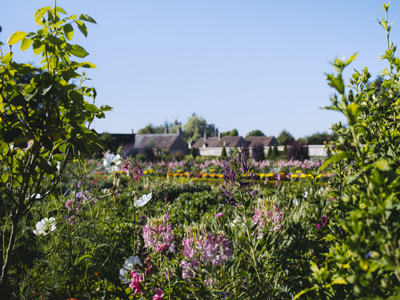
245;130;265;139
221;128;239;137
277;129;295;145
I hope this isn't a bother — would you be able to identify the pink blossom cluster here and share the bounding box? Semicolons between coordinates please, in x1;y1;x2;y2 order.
277;159;322;169
180;232;233;284
252;200;283;238
129;270;143;295
152;288;164;300
142;213;175;253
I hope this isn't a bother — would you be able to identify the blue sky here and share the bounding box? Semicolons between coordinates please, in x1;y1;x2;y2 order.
1;0;398;139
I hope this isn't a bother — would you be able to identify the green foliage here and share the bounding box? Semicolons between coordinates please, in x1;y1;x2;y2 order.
190;146;197;159
277;129;295;145
298;131;338;145
183;113;216;142
221;146;227;157
245;129;265;139
0;2;110;291
271;144;279;158
266;146;272;158
297;3;400;299
221;128;239;137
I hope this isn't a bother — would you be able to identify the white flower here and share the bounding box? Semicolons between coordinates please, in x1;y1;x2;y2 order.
293;199;299;206
103;152;121;173
33;217;56;235
119;256;143;284
136;193;152;207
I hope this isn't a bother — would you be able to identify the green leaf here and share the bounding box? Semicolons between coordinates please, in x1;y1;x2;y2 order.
0;143;9;156
59;143;67;153
331;277;347;285
78;62;97;68
66;44;89;58
63;24;74;41
345;103;360;126
84;103;99;113
76;20;87;37
52;154;64;161
319;151;353;171
344;52;358;67
32;42;45;55
1;173;9;183
375;159;391;171
79;14;97;24
56;7;67;14
34;6;51;25
1;52;13;64
326;73;345;94
46;35;63;46
69;90;84;102
21;38;33;51
8;31;27;45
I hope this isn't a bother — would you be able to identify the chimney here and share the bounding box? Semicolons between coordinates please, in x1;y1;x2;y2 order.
165;127;168;134
188;138;192;149
218;133;221;141
204;132;207;141
131;129;134;134
223;140;226;147
178;127;182;135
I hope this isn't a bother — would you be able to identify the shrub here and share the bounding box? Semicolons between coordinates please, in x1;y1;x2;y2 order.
272;144;279;158
135;153;146;162
266;146;272;158
220;146;227;158
286;141;309;161
190;146;197;159
252;143;265;162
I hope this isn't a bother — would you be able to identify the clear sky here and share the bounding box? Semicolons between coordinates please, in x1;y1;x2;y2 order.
1;0;398;139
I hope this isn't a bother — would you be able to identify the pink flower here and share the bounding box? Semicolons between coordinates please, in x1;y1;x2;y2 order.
152;288;164;300
129;270;143;295
216;212;223;218
65;199;74;211
317;224;321;229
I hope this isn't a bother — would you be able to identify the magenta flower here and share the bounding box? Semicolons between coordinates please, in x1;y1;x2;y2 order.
264;178;269;185
142;213;175;254
152;288;164;300
321;216;328;227
216;212;223;218
252;200;283;237
317;224;321;229
181;231;233;284
129;270;143;295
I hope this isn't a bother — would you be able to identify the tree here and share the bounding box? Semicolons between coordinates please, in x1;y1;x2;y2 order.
221;128;239;137
286;141;308;161
245;130;265;139
297;131;338;145
138;124;155;134
183;114;207;141
0;3;109;292
252;143;265;162
277;129;295;145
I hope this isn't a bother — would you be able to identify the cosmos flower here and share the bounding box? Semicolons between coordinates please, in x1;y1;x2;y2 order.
136;193;152;207
103;152;121;173
33;217;56;235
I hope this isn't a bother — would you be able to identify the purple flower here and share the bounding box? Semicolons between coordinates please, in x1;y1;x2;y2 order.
264;178;269;185
328;197;335;202
77;180;82;188
317;224;321;229
142;213;175;254
216;212;223;218
250;190;258;196
139;215;147;222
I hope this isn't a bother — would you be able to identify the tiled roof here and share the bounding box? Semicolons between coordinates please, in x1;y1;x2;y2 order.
192;136;246;148
246;136;277;147
134;134;180;149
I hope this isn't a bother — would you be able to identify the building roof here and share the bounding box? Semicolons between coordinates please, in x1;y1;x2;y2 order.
133;134;182;149
246;136;277;147
192;136;246;148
